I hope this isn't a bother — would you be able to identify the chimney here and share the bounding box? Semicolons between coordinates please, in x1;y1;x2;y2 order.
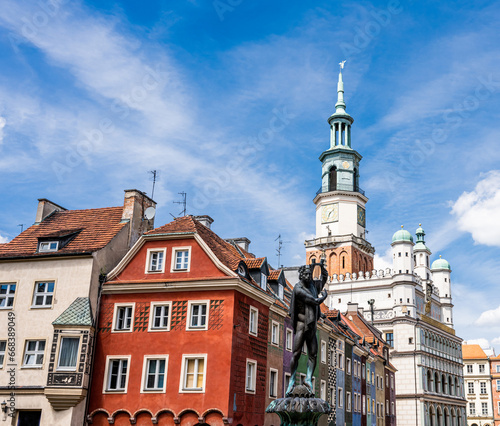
347;302;359;313
122;190;156;247
226;237;251;253
193;215;214;229
35;199;66;224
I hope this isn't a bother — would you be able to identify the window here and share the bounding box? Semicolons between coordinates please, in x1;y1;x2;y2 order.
479;364;485;373
0;341;5;367
246;359;257;393
346;391;351;411
469;402;476;415
31;281;54;307
147;249;165;272
284;373;291;394
496;379;500;391
330;387;335;406
150;302;171;330
181;355;207;392
286;329;293;351
391;402;395;415
0;283;16;308
467;364;473;373
321;341;327;364
105;357;130;392
338;387;343;408
385;332;394;347
482;402;488;415
57;337;80;370
408;337;413;344
16;411;41;425
346;357;351;374
386;399;389;415
39;241;58;252
271;321;280;346
480;382;487;394
269;369;278;398
172;247;190;271
497;364;500;373
187;301;208;330
249;306;258;336
321;380;326;400
468;382;474;394
362;395;366;415
338;353;344;369
261;273;267;290
23;340;45;366
278;284;284;300
362;363;365;379
113;304;134;331
330;349;335;366
142;356;168;392
498;401;500;415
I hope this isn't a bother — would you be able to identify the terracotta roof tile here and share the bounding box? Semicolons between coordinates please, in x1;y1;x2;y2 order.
462;344;488;359
268;269;282;281
0;207;126;259
244;257;265;269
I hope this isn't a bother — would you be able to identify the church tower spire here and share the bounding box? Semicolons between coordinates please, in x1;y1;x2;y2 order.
305;61;374;278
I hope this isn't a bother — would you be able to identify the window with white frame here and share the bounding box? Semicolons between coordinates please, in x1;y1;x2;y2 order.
479;364;485;373
286;329;293;351
338;353;344;369
320;380;326;400
0;341;6;367
391;402;395;415
482;402;488;415
469;402;476;415
467;364;473;373
57;337;80;370
468;382;474;394
284;373;291;394
271;321;279;346
260;273;267;290
346;357;351;374
346;391;351;411
497;364;500;373
147;249;165;272
32;281;54;307
246;359;257;393
480;382;487;394
142;356;168;392
23;340;45;366
171;247;191;271
386;399;389;415
249;306;258;336
338;387;343;408
113;304;134;331
0;283;16;309
150;302;171;330
330;387;335;405
105;357;129;392
362;395;366;415
321;341;327;364
497;379;500;391
181;355;206;392
38;241;59;252
269;368;278;398
187;301;208;330
278;284;284;300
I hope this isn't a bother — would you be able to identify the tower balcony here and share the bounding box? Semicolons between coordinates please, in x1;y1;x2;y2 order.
316;184;365;196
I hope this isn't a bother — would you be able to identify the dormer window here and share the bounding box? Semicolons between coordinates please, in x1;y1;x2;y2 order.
38;241;59;252
278;285;284;300
261;273;267;290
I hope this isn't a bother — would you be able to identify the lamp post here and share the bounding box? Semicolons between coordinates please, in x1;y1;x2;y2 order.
368;299;375;325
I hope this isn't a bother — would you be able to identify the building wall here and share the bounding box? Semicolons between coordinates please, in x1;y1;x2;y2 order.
464;357;494;426
490;358;500;426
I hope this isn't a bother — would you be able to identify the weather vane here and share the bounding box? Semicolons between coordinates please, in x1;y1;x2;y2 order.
339;60;346;70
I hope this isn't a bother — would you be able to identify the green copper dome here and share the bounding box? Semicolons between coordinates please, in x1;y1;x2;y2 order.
414;223;430;252
431;255;451;271
392;226;414;243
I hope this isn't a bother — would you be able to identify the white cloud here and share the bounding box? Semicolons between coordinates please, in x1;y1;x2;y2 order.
475;304;500;327
0;234;9;244
0;116;5;144
465;338;491;349
373;248;392;271
451;170;500;247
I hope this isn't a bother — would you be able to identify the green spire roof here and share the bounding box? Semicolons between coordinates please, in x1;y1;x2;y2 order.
414;223;430;252
328;61;353;124
431;255;451;271
392;225;414;243
52;297;93;326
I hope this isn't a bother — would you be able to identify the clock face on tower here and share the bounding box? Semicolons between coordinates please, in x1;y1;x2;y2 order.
322;203;339;223
357;205;366;228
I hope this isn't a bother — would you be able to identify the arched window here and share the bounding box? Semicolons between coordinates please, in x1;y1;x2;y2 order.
353;167;358;191
449;375;454;396
427;370;432;391
442;374;447;394
329;166;337;191
434;372;440;393
342;256;345;269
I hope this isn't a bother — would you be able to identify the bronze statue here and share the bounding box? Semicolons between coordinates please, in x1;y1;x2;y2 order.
285;261;328;396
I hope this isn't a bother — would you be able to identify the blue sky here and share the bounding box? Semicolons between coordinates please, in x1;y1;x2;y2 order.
1;0;500;351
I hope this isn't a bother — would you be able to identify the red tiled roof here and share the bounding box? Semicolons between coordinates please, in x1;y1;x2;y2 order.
244;257;266;269
269;269;282;280
462;344;488;359
0;207;126;259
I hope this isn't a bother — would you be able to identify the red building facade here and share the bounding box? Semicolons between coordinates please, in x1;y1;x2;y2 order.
87;216;275;426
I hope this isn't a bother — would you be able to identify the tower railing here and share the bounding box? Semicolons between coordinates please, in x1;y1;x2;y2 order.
316;184;365;196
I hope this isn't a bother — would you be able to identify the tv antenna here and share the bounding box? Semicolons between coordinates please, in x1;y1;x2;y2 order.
149;170;159;199
275;234;290;268
172;192;187;217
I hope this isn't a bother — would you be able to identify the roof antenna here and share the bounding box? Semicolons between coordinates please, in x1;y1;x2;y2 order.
275;234;290;268
173;192;187;217
18;224;25;233
148;170;159;200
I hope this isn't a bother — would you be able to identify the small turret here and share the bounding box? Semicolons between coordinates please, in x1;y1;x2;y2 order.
414;224;432;281
431;255;453;327
391;226;414;275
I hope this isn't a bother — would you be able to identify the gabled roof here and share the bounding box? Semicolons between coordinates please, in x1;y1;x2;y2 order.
462;344;488;359
244;257;266;269
269;269;283;281
53;297;93;326
0;207;126;259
